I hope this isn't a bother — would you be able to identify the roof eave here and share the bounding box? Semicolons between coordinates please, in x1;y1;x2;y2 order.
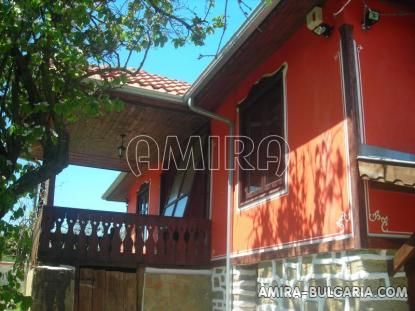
183;0;282;102
112;1;282;106
103;0;283;200
102;172;128;201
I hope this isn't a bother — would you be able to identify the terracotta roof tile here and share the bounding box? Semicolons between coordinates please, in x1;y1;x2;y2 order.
90;67;191;96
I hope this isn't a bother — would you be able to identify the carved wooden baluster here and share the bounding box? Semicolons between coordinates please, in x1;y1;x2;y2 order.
71;217;82;260
155;224;166;264
77;219;87;261
187;224;196;264
51;216;63;260
46;218;58;257
107;221;115;260
135;223;145;263
194;219;206;263
114;217;126;262
60;215;69;255
176;224;186;265
130;224;136;255
84;220;93;260
110;221;122;262
61;216;75;261
88;220;99;261
160;224;168;257
144;224;155;264
164;220;175;264
123;223;133;258
118;221;131;264
99;220;111;261
91;221;105;261
152;224;160;262
171;224;180;265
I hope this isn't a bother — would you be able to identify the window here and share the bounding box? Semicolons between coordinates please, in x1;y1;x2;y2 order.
162;167;196;217
136;183;149;215
239;68;287;203
161;138;204;218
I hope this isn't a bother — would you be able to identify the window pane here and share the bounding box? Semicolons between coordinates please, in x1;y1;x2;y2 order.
164;203;175;217
265;139;281;184
180;166;196;197
167;170;185;205
138;200;149;215
244;101;264;193
239;69;285;200
174;196;188;217
136;184;149;215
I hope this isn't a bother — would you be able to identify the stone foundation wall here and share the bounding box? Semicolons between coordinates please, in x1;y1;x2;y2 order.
212;265;258;311
211;250;409;311
232;265;257;311
212;267;227;311
257;250;408;311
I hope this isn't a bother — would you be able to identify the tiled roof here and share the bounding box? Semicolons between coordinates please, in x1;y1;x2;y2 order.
90;67;191;96
358;144;415;188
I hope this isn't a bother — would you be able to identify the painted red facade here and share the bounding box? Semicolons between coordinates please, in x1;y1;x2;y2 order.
124;0;415;262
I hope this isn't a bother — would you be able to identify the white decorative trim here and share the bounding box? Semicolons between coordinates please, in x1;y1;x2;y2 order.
365;181;412;238
336;211;351;233
354;42;366;143
238;188;289;211
368;209;389;232
211;233;352;261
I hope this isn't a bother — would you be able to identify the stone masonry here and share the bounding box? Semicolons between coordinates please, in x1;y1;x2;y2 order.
257;249;407;311
211;250;409;311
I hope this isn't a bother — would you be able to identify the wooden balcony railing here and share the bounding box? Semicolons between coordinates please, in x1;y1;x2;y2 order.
38;206;211;267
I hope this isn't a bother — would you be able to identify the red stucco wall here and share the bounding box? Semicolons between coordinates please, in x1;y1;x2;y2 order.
210;0;354;259
350;0;415;237
126;169;161;215
123;0;415;258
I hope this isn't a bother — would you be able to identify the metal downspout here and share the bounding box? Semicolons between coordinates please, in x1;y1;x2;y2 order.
187;98;234;311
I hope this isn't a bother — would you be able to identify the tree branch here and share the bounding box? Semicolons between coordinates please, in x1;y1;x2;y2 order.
6;129;70;219
147;0;194;31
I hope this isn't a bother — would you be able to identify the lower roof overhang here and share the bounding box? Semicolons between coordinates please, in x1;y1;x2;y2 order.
32;92;207;172
102;172;137;202
358;144;415;189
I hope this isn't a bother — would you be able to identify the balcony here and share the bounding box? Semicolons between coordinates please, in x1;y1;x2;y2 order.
38;206;211;268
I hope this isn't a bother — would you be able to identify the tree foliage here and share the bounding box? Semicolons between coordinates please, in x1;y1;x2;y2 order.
0;194;35;310
0;0;222;220
0;0;227;309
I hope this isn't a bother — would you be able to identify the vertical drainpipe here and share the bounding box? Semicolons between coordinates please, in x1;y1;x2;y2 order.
187;98;234;311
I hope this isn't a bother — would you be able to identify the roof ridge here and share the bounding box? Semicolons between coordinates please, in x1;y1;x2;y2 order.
89;65;191;96
129;68;191;86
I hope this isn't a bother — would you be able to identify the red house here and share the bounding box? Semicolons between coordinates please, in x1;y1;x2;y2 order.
32;1;415;310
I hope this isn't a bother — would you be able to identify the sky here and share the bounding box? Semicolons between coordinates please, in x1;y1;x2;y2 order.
54;0;260;213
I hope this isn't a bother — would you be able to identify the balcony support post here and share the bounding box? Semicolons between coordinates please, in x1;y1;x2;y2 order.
45;175;56;206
